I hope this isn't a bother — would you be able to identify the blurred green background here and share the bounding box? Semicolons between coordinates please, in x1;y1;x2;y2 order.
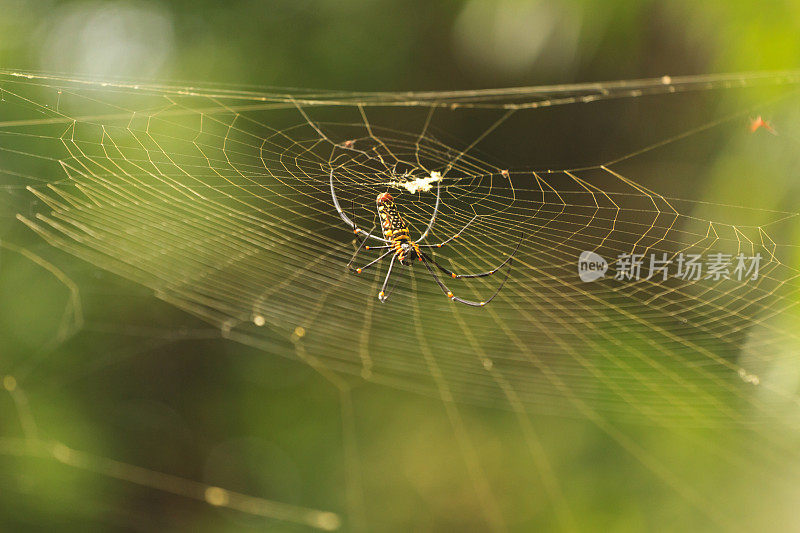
3;0;800;89
1;1;800;532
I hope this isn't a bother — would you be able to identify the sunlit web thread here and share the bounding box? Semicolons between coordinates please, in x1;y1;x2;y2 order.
2;71;799;419
4;70;800;529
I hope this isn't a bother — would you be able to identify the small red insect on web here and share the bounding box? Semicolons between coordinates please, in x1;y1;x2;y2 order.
749;116;776;135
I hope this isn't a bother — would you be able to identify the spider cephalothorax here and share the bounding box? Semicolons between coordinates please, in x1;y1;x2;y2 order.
330;169;520;306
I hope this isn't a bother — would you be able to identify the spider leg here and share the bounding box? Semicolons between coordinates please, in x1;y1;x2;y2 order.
330;168;390;243
420;253;513;307
351;249;393;274
346;220;377;271
360;221;394;251
419;232;523;279
378;254;398;302
416;180;441;243
417;214;477;248
379;258;405;303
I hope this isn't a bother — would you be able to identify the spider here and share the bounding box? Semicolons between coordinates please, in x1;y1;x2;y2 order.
329;169;521;306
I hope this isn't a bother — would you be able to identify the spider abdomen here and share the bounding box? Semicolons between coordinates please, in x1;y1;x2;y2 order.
377;193;416;264
377;200;409;239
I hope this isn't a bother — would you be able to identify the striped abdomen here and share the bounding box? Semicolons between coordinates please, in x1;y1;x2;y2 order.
377;200;409;241
376;192;415;263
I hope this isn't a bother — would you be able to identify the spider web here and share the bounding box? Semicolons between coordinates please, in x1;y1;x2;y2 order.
2;69;800;531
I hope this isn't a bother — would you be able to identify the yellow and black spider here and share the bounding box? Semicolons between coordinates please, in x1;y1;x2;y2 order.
330;169;521;306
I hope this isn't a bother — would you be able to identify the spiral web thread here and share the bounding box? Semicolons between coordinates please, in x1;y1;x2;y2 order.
2;69;800;530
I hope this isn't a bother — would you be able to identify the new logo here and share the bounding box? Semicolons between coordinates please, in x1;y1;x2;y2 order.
578;251;608;282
